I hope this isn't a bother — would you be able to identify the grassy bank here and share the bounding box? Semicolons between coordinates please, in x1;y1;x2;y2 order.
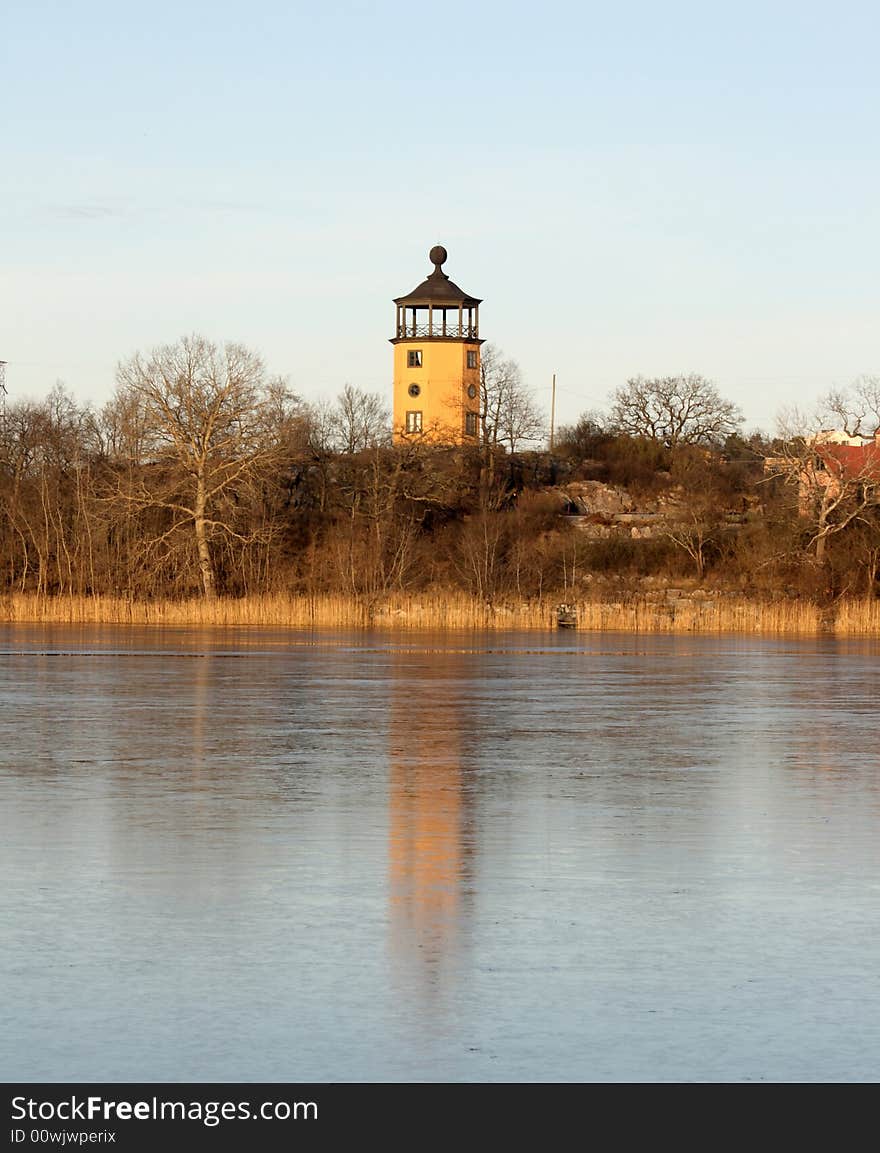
3;590;880;635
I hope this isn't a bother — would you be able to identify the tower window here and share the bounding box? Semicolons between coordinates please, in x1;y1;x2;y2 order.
408;350;423;367
408;383;421;398
405;411;423;434
465;411;478;437
467;350;478;369
467;384;477;399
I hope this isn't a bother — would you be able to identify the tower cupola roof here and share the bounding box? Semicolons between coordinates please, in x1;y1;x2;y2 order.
394;246;482;307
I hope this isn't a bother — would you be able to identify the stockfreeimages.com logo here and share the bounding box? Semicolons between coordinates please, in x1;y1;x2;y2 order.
11;1096;318;1128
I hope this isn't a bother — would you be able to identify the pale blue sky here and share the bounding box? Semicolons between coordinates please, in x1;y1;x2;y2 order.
3;0;879;432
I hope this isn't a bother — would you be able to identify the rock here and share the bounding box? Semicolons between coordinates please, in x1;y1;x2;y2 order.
557;481;634;516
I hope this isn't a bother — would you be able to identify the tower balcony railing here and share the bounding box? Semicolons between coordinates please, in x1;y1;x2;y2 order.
395;323;479;340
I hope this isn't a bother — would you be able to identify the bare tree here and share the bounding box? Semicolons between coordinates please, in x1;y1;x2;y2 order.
555;410;609;460
768;398;880;565
663;507;720;579
822;375;880;439
302;399;337;456
99;388;153;464
0;383;105;596
113;334;298;598
661;450;733;578
480;344;545;451
479;344;512;448
332;384;391;454
497;384;546;453
610;374;741;448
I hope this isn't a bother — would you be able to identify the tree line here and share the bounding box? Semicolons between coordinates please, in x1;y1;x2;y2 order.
2;333;879;605
0;334;550;603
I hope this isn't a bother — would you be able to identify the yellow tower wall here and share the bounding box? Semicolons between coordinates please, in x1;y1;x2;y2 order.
392;341;481;444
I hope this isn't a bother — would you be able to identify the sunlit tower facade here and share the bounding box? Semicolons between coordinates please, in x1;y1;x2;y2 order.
391;246;483;444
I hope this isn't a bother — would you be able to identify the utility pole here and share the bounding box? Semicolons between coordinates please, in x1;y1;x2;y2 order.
549;372;556;452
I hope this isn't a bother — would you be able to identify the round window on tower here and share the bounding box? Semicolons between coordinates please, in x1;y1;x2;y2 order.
408;383;421;398
467;384;477;399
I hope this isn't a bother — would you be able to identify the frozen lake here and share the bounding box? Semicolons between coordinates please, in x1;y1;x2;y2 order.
2;624;879;1081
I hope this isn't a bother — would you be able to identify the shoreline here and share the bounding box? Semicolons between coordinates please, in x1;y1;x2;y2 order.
3;591;880;636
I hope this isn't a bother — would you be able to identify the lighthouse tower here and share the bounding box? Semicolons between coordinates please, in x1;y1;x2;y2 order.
391;245;483;444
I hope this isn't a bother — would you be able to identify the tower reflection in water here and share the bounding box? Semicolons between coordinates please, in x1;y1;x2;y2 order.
388;650;475;991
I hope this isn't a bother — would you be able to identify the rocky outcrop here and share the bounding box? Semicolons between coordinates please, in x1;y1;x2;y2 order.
556;481;636;516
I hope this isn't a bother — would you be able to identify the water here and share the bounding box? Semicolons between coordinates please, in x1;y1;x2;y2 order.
2;624;879;1082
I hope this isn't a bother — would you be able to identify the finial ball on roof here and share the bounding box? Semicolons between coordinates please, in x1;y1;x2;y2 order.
429;245;448;267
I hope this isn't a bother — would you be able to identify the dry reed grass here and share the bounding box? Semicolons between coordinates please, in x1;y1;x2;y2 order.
1;590;872;635
830;598;880;635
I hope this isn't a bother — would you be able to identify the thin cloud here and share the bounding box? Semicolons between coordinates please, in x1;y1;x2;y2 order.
202;200;266;213
45;201;127;220
43;196;314;221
